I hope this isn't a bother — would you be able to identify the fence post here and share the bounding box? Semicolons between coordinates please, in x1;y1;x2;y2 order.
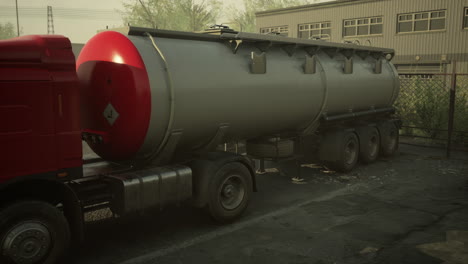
446;61;457;158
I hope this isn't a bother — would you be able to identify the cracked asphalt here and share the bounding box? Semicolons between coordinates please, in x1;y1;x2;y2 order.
71;144;468;264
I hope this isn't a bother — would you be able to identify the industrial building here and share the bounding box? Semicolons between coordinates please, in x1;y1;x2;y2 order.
256;0;468;73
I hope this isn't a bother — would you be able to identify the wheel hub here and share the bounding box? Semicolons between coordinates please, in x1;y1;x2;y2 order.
2;222;51;264
219;175;245;210
223;185;236;198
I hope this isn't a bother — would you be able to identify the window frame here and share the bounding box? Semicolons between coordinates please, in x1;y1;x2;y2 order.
298;21;332;41
397;10;446;34
464;7;468;29
260;25;289;36
343;16;383;38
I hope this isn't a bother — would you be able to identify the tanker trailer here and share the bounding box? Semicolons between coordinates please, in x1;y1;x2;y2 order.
77;26;400;172
75;26;400;222
0;28;401;264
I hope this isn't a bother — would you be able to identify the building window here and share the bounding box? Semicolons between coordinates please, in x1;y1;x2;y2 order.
397;10;446;33
343;16;383;37
298;22;331;40
260;26;289;37
464;8;468;29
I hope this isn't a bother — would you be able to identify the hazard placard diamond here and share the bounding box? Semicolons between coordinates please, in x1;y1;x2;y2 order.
103;103;119;126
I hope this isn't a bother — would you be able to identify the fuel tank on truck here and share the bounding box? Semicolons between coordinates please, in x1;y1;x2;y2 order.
76;27;399;164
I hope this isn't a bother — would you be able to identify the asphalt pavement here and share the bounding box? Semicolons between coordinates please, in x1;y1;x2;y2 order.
71;144;468;264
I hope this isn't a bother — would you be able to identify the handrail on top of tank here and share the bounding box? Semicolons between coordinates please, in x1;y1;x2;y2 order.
127;26;395;60
220;32;394;57
129;27;223;42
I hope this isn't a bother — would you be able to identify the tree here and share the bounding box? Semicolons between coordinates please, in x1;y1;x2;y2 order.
0;22;16;40
176;0;223;31
122;0;221;32
122;0;169;29
229;0;311;33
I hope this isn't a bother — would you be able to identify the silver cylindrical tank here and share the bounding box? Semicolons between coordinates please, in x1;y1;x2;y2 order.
76;29;399;163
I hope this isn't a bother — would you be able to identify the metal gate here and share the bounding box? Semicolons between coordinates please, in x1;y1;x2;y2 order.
395;71;468;156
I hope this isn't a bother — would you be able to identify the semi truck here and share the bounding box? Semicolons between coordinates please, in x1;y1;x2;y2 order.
0;26;400;264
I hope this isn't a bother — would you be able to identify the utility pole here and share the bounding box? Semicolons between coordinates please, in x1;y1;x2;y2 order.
15;0;20;36
47;6;54;34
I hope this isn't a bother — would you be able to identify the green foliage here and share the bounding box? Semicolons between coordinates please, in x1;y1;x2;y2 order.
412;79;449;138
0;22;16;40
122;0;221;32
229;0;310;32
121;0;314;33
396;77;468;144
176;0;223;31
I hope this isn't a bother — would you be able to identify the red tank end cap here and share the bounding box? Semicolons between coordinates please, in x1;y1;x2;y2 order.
76;31;151;161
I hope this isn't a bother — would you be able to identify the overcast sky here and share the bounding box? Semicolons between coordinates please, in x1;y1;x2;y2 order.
0;0;331;43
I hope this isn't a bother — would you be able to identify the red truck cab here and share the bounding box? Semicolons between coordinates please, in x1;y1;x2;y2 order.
0;35;82;183
0;35;83;264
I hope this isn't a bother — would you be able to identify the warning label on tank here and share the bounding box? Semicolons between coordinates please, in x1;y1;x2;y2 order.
103;103;119;126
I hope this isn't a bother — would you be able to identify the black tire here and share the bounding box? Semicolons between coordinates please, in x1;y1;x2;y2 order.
360;127;380;164
208;162;253;223
0;201;71;264
381;122;399;157
329;132;360;173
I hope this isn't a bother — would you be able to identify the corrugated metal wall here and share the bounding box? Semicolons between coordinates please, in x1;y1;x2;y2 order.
256;0;468;73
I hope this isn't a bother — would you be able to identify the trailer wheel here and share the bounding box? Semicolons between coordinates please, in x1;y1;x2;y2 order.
381;122;399;157
0;201;70;264
360;127;380;164
328;132;359;173
208;162;253;223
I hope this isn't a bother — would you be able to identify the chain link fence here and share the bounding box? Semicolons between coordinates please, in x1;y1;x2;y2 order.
395;73;468;154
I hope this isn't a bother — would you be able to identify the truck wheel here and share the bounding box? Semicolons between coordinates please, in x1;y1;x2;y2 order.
381;123;399;157
0;201;70;264
329;132;359;173
208;162;253;223
360;127;380;164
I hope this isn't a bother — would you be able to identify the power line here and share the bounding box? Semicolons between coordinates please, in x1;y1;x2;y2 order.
0;6;122;21
0;6;119;14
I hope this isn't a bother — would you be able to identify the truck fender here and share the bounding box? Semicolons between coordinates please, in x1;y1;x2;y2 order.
62;182;85;245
